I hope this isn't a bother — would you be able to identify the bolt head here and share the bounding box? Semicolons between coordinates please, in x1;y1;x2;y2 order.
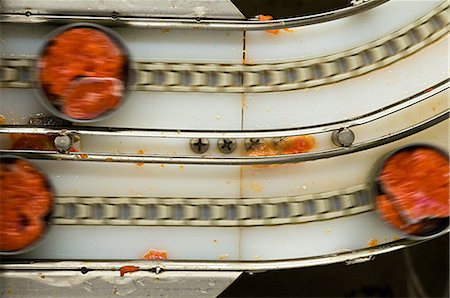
331;128;355;147
244;138;262;151
190;138;209;154
218;138;237;154
54;135;72;152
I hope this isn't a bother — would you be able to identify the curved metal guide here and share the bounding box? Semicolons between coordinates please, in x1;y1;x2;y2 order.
1;3;448;93
1;236;448;271
1;81;448;165
0;0;246;20
0;0;388;30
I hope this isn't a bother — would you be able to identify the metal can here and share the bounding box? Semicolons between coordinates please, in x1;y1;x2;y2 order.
372;143;449;240
0;155;54;255
34;22;133;123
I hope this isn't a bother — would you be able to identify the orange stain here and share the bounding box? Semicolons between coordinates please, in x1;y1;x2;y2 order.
136;150;144;167
141;250;168;260
367;239;378;247
257;15;279;34
257;15;292;34
119;265;139;277
9;134;56;151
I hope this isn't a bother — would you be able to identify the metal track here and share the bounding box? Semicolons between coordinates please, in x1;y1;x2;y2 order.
2;110;448;165
1;79;447;139
0;0;387;30
52;184;372;227
1;2;448;93
2;236;448;271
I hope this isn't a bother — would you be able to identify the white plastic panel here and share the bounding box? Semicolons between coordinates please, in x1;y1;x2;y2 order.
243;36;449;129
1;7;449;262
114;27;243;63
245;0;443;63
240;212;403;261
20;226;240;260
240;120;449;260
90;92;243;130
241;117;449;197
0;24;244;63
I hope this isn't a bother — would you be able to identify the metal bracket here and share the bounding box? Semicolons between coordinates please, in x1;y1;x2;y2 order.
0;270;242;298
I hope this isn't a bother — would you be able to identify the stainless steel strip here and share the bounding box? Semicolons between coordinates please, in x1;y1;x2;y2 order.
0;270;242;298
0;0;387;30
0;0;246;20
51;184;372;227
1;2;448;93
2;236;448;271
1;110;448;165
0;79;447;139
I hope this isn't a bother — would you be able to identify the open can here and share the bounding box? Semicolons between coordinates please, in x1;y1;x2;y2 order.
0;155;54;255
34;22;133;123
373;143;449;240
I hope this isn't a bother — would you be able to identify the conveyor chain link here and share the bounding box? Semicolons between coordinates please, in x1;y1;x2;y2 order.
52;184;373;226
1;3;448;93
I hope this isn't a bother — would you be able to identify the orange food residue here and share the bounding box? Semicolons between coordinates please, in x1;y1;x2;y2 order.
0;115;5;124
376;194;422;235
119;265;139;277
136;150;144;167
380;148;449;222
63;77;123;120
257;15;293;34
0;159;53;252
277;136;316;154
141;249;168;260
10;134;56;151
250;182;264;192
247;136;315;157
38;27;126;120
258;15;279;34
367;239;378;247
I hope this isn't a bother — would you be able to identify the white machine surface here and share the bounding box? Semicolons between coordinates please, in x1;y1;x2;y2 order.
0;0;448;263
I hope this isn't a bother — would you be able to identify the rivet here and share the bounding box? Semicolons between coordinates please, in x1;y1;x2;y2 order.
54;135;73;153
331;128;355;147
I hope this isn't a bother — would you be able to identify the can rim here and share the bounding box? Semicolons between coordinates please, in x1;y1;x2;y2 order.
372;143;449;240
0;155;55;255
34;22;134;123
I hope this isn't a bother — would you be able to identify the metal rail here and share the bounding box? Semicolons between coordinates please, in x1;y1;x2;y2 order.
1;3;448;93
0;0;388;30
0;79;447;140
1;110;448;165
2;235;449;271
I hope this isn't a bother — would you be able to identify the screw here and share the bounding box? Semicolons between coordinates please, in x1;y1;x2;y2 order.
331;128;355;147
190;138;209;154
54;135;73;153
217;138;237;154
111;11;119;20
153;266;163;274
244;138;261;151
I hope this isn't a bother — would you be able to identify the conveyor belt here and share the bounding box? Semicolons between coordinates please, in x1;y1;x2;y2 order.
1;2;448;93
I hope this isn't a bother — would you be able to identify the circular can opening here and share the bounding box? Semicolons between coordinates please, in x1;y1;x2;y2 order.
0;155;54;255
35;23;133;123
373;143;449;239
